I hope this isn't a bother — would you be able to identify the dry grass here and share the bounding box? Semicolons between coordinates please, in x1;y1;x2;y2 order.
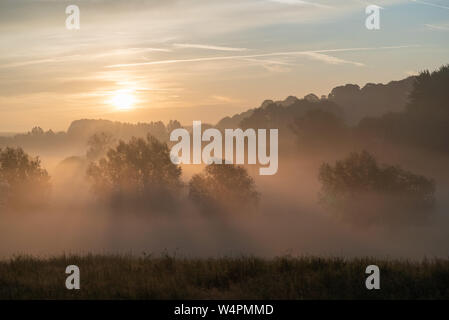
0;254;448;299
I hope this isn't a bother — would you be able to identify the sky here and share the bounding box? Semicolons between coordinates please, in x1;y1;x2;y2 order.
0;0;448;132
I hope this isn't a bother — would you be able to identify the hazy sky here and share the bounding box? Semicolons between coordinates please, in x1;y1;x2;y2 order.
0;0;448;131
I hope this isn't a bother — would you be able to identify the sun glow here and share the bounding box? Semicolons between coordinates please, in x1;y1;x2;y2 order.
110;90;136;111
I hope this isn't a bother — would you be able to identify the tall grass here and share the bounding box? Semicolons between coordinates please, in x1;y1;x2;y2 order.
0;255;448;299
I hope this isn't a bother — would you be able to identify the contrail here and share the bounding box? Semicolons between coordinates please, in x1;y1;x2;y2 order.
410;0;449;10
268;0;333;9
106;45;418;68
173;44;248;52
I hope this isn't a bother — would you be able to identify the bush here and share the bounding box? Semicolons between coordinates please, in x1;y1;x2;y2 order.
87;135;182;211
318;151;435;225
0;147;51;210
189;164;259;214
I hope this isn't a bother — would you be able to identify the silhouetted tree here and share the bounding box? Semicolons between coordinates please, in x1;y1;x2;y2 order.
86;132;116;161
30;126;44;136
189;163;259;214
319;151;435;225
87;135;182;211
0;180;8;208
404;65;449;151
0;147;50;209
328;77;414;125
167;120;182;133
358;65;449;153
293;109;348;151
304;93;320;103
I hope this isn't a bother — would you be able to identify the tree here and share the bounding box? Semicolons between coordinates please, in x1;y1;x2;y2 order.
318;151;435;225
0;180;9;208
189;163;259;214
0;147;51;209
358;65;449;153
293;109;348;151
167;120;182;133
404;65;449;151
86;132;116;161
30;126;44;136
87;135;182;211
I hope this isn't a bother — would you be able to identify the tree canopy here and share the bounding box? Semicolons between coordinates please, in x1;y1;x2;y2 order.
189;163;259;214
358;65;449;152
318;151;435;225
86;132;116;161
0;147;50;209
87;135;182;210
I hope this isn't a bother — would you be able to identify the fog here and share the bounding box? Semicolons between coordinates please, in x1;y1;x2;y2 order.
2;66;449;260
1;149;448;261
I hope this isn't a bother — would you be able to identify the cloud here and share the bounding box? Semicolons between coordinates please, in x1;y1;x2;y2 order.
0;47;171;69
211;95;240;103
242;58;294;72
0;58;60;68
107;45;416;68
410;0;449;10
300;52;364;66
243;58;290;65
268;0;333;9
425;23;449;31
173;44;248;52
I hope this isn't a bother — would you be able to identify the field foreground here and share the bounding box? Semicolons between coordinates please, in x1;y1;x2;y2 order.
0;255;448;299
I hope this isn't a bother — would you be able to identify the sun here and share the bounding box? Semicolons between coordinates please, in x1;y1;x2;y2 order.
110;91;136;111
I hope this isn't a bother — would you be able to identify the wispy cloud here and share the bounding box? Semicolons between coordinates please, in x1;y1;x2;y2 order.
425;23;449;31
173;43;248;52
300;52;364;66
243;58;293;72
410;0;449;10
243;58;290;65
211;95;240;103
107;45;416;68
268;0;333;9
0;47;171;69
1;58;60;68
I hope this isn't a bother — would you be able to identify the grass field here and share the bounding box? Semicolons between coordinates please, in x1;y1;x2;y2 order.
0;255;448;299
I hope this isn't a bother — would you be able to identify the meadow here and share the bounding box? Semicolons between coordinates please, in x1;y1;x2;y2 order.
0;255;448;300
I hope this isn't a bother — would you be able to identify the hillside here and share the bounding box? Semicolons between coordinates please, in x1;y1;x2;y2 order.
216;76;415;129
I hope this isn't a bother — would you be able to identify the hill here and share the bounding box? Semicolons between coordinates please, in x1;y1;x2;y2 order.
216;76;415;128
